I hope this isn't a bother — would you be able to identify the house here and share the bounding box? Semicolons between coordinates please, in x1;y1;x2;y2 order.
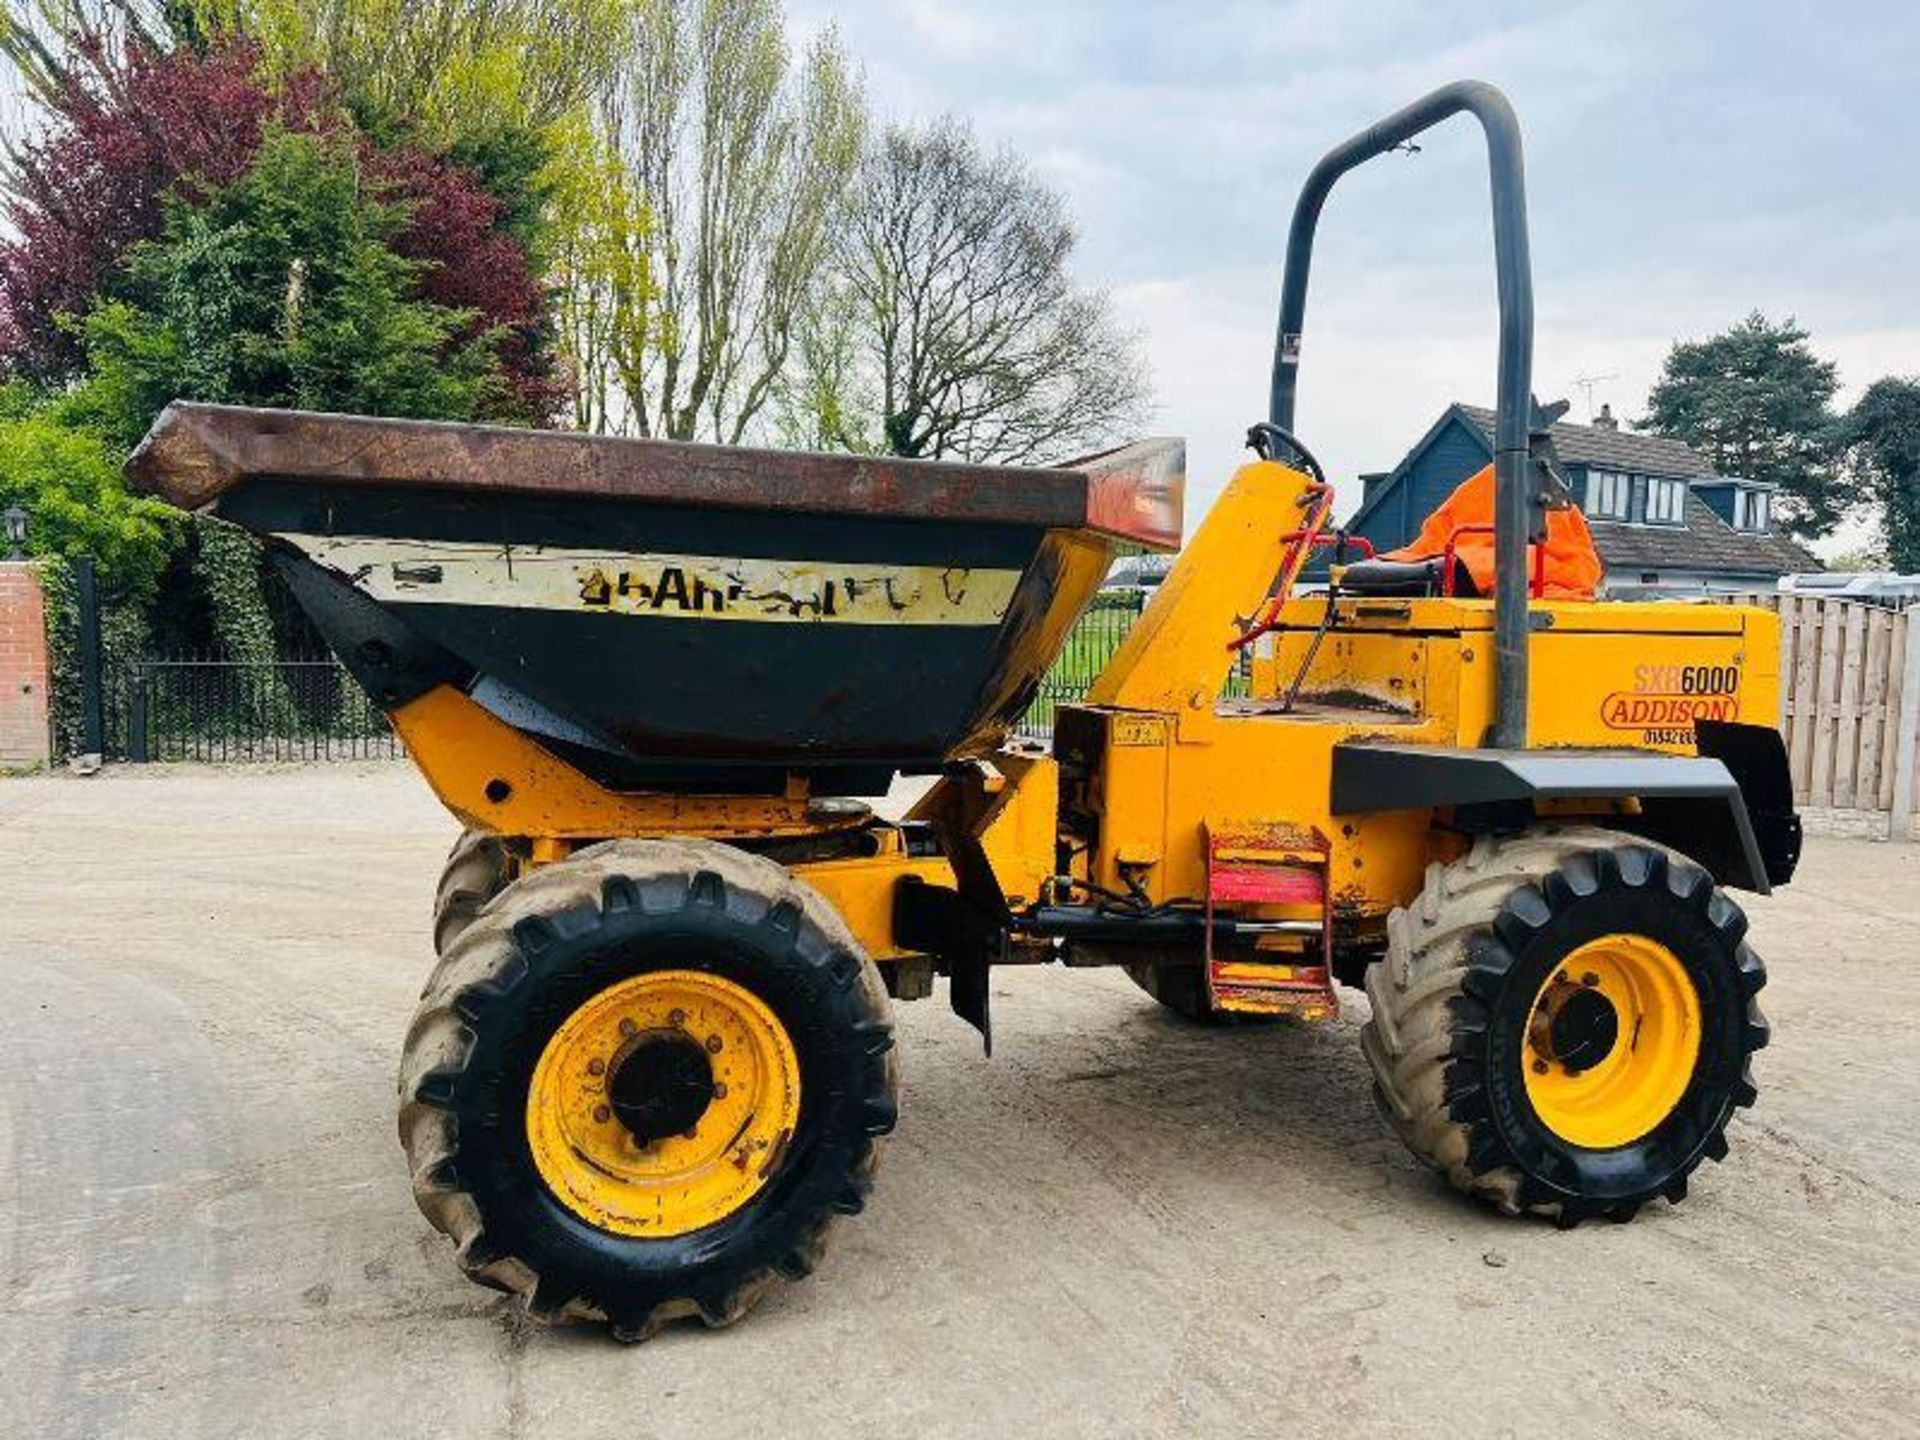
1322;402;1818;595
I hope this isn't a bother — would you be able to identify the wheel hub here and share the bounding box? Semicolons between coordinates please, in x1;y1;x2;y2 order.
608;1030;716;1144
1532;980;1620;1075
525;969;802;1238
1521;933;1702;1150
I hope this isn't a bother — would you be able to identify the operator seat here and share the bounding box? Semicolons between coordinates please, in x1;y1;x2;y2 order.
1337;556;1478;597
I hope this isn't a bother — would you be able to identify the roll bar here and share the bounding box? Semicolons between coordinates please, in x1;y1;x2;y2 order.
1268;79;1540;749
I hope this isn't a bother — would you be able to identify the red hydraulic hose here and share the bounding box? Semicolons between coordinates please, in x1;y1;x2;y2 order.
1228;483;1336;652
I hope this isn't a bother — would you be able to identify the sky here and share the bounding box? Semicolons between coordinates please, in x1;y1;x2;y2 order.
789;0;1920;547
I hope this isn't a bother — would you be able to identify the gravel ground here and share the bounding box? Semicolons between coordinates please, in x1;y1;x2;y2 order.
1;763;1916;1439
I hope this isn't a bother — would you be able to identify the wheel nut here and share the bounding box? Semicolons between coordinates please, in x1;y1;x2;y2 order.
593;1104;611;1123
1532;1059;1549;1075
669;1008;687;1026
587;1057;605;1076
682;1126;698;1140
705;1034;723;1054
1581;972;1600;988
713;1082;728;1099
618;1018;637;1038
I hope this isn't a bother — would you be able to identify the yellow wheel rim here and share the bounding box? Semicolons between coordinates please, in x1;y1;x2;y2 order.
526;970;801;1238
1521;934;1700;1150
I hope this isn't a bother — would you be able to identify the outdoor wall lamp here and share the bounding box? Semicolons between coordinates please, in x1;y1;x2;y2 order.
2;505;25;559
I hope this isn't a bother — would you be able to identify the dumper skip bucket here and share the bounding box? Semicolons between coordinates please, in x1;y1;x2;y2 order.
129;404;1182;792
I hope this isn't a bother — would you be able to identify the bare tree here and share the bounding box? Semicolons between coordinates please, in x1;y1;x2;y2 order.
805;116;1148;465
598;0;862;443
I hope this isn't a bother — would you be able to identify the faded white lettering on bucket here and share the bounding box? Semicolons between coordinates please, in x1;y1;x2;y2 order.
279;534;1022;626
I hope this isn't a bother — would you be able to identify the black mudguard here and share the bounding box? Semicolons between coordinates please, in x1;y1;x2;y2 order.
1330;730;1800;894
1695;720;1801;887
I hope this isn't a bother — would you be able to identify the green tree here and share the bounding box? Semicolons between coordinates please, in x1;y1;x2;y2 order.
0;382;175;592
57;129;502;719
77;129;501;447
1642;312;1843;538
0;375;172;760
545;111;651;433
186;0;632;145
1842;378;1920;572
185;0;641;295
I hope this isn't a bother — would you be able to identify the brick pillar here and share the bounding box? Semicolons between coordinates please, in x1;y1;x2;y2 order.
0;562;53;769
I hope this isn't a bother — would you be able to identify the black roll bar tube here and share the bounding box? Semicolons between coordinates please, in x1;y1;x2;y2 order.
1268;79;1538;749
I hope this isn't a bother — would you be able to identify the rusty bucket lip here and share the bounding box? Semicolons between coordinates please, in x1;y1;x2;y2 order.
127;402;1184;551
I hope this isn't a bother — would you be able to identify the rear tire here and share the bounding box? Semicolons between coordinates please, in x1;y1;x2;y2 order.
1122;953;1282;1026
432;827;514;954
1361;826;1768;1223
399;839;898;1340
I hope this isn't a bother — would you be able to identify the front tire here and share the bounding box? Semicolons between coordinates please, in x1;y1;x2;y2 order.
1361;826;1768;1223
399;839;898;1339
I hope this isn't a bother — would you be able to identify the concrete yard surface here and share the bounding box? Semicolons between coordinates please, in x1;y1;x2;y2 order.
1;764;1917;1438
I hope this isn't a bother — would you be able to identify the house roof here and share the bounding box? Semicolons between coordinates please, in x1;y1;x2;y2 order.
1454;404;1711;478
1590;494;1817;578
1340;401;1820;581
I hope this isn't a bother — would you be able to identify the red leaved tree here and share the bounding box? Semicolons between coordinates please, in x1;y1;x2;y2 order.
1;37;560;423
369;146;564;424
0;39;333;383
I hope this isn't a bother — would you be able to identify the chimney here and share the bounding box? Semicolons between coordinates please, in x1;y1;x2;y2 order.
1592;402;1619;431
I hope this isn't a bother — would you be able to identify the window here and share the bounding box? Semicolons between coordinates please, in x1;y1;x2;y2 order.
1584;468;1631;520
1732;488;1772;532
1645;477;1687;525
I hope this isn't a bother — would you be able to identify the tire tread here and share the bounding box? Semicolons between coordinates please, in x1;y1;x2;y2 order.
399;837;897;1340
1359;825;1766;1223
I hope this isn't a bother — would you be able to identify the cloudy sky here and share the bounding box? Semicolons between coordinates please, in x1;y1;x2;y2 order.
791;0;1920;542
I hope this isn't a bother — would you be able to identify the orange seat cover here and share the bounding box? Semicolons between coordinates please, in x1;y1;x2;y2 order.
1381;463;1603;599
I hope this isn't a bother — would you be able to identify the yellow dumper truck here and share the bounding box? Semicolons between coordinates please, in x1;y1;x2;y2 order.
131;81;1796;1339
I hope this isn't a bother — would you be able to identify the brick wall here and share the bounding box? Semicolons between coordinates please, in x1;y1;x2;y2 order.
0;562;52;769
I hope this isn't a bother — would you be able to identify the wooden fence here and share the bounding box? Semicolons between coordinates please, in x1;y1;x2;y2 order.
1724;594;1920;839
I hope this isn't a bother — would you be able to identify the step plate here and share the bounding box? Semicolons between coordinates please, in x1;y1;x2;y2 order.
1209;959;1338;1020
1205;825;1339;1020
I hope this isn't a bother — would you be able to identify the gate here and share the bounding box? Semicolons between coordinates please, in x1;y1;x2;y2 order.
1020;592;1147;741
47;552;401;765
125;656;398;762
1016;589;1252;742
